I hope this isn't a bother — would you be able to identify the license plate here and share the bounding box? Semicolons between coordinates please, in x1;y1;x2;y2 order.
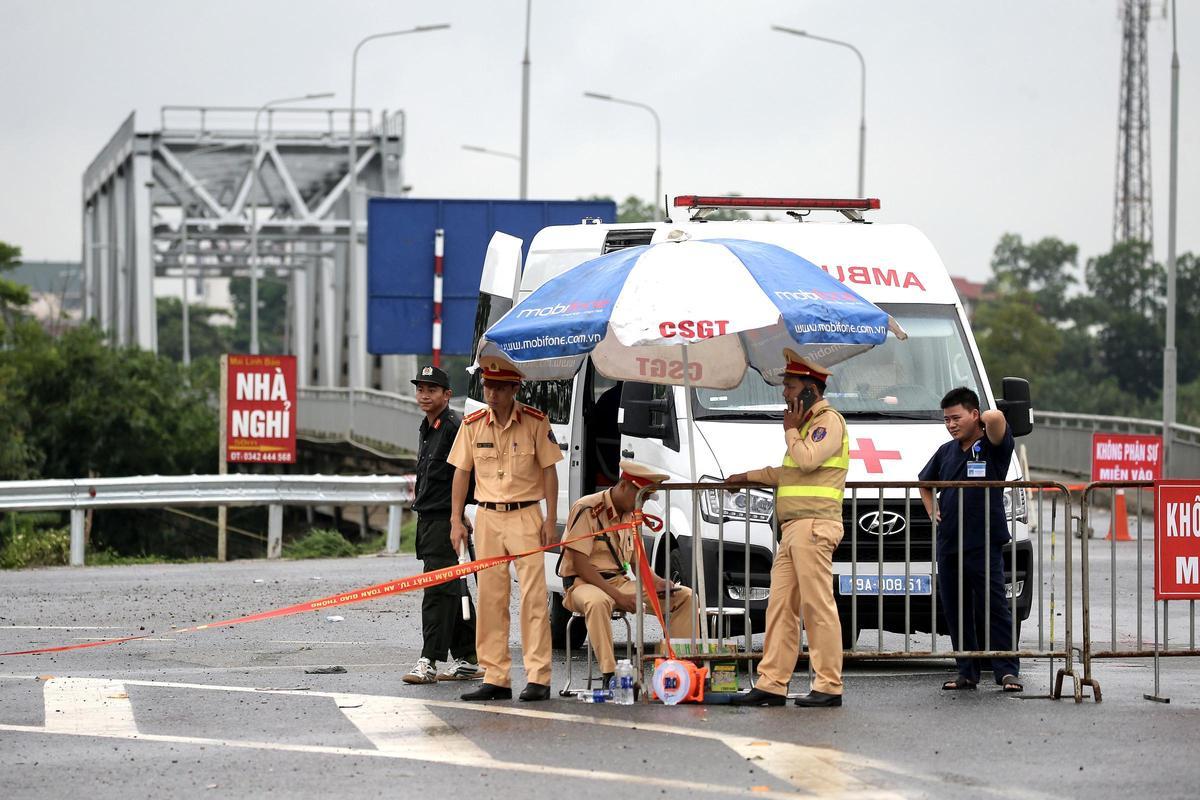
838;575;932;596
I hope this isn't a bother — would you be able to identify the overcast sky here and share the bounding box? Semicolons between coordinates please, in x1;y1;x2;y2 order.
2;0;1194;283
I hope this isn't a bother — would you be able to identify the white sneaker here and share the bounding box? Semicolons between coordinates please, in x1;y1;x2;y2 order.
403;657;437;685
437;658;485;681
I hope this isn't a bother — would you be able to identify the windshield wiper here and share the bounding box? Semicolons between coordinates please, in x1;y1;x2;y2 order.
842;411;940;421
696;412;779;421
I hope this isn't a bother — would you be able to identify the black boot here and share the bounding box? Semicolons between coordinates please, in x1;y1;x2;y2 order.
461;683;513;701
729;687;786;707
793;690;842;707
518;682;551;701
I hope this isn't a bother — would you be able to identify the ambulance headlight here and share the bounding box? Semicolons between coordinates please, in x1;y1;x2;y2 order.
1003;487;1028;524
700;477;774;523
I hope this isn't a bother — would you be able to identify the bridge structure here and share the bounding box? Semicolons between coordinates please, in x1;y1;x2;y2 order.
81;105;417;392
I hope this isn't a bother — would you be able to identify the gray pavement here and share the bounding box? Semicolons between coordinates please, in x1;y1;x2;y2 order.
2;554;1199;800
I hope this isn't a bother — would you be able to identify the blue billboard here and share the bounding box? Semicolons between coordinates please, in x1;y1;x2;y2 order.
367;198;616;355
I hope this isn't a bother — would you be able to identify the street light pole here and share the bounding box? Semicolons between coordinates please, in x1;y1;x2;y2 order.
519;0;532;200
772;25;867;197
347;23;450;388
181;205;190;367
1163;0;1180;476
251;92;333;355
463;144;521;161
583;91;661;217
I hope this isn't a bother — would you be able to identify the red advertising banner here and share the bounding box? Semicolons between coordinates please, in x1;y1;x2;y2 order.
225;354;297;464
1090;432;1163;482
1155;480;1200;600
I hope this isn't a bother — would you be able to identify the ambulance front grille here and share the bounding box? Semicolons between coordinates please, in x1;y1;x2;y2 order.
835;500;935;563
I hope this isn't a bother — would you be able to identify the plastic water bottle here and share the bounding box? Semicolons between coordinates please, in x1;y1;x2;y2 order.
614;659;635;705
577;688;613;703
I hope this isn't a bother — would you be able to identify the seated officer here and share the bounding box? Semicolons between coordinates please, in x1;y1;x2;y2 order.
560;461;699;682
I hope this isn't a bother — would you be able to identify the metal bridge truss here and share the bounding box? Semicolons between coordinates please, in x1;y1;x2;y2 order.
81;105;415;389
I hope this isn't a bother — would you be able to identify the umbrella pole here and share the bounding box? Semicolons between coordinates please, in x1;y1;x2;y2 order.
681;343;711;653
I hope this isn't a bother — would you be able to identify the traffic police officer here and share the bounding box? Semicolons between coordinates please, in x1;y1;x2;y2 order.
403;364;483;685
447;356;563;701
728;350;848;708
560;461;699;682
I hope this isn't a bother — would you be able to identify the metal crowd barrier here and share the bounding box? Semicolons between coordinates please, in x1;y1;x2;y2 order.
1079;480;1199;703
0;474;415;566
631;480;1083;701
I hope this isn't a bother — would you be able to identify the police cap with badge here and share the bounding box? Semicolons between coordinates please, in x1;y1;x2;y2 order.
411;364;450;389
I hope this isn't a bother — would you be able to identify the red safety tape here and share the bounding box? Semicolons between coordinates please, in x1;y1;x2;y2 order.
0;520;642;657
631;512;677;661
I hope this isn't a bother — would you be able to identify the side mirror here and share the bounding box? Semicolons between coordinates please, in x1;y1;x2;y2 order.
996;377;1033;437
619;381;679;451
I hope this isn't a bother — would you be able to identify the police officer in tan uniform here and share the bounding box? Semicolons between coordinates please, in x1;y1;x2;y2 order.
560;461;699;682
448;356;563;701
728;350;849;708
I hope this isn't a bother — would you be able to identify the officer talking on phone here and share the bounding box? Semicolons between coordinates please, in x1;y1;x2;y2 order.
727;349;849;708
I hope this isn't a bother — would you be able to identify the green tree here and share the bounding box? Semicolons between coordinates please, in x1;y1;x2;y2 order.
973;291;1063;399
228;275;288;354
156;297;234;363
988;233;1077;320
0;241;31;330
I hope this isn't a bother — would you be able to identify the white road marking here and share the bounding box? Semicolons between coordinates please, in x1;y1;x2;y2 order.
42;678;138;736
0;675;1064;800
0;626;130;630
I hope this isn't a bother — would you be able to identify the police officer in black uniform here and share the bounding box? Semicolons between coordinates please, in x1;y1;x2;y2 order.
403;365;483;685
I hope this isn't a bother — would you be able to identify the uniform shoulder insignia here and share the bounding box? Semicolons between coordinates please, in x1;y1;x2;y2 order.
464;408;488;425
521;404;546;420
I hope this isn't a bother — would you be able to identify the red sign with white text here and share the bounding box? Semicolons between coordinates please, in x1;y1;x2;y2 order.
1155;481;1200;600
1090;433;1162;482
225;354;297;463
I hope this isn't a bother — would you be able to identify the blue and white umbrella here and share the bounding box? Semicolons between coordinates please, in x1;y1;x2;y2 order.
477;234;905;389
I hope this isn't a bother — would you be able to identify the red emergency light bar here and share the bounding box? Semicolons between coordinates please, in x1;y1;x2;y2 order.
674;195;881;211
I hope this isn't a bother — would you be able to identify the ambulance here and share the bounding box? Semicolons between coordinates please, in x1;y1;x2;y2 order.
467;195;1034;650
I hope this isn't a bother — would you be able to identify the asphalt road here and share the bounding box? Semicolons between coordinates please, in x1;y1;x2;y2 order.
2;553;1199;800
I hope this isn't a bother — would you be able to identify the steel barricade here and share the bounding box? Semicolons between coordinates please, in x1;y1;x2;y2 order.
1079;480;1200;703
631;480;1083;702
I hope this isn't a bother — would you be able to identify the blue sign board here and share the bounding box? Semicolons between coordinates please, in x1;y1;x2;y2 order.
367;198;615;355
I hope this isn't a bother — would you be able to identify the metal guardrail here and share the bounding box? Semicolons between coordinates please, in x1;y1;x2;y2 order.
297;387;425;457
0;474;414;567
1026;410;1200;478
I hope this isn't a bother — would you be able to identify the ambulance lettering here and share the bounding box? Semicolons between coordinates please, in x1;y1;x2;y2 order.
821;264;926;292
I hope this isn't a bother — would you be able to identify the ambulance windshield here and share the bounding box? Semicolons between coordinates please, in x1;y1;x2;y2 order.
693;304;984;420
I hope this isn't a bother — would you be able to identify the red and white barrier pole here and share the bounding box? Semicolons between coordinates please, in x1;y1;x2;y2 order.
433;228;444;368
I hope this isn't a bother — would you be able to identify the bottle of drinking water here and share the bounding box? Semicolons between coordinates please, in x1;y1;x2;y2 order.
614;659;635;705
577;688;613;703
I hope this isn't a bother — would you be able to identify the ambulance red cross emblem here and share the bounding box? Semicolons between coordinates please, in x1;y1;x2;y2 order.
849;438;902;473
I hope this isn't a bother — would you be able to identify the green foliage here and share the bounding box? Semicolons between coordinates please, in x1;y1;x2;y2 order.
156;296;233;363
976;232;1198;422
285;528;358;559
0;240;31;330
973;291;1062;395
988;233;1077;321
0;518;70;569
228;275;288;354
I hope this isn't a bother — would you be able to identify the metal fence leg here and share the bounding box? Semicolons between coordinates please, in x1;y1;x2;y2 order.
386;505;402;554
267;504;284;559
69;508;86;567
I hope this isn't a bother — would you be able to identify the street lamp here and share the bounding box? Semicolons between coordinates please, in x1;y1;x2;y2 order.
251;92;334;355
519;0;532;200
1162;0;1180;476
463;144;521;161
583;91;661;218
772;25;867;197
347;23;450;388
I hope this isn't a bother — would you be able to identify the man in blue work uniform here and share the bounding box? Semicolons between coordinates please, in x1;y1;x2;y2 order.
918;386;1022;693
403;364;483;685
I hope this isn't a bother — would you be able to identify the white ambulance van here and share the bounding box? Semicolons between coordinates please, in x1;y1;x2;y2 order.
466;196;1033;649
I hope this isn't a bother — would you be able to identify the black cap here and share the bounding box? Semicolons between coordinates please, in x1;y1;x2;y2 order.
411;364;451;389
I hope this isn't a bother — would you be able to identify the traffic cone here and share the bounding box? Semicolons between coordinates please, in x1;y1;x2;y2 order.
1105;488;1134;541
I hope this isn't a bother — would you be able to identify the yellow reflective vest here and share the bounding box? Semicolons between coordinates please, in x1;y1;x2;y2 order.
748;400;849;522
